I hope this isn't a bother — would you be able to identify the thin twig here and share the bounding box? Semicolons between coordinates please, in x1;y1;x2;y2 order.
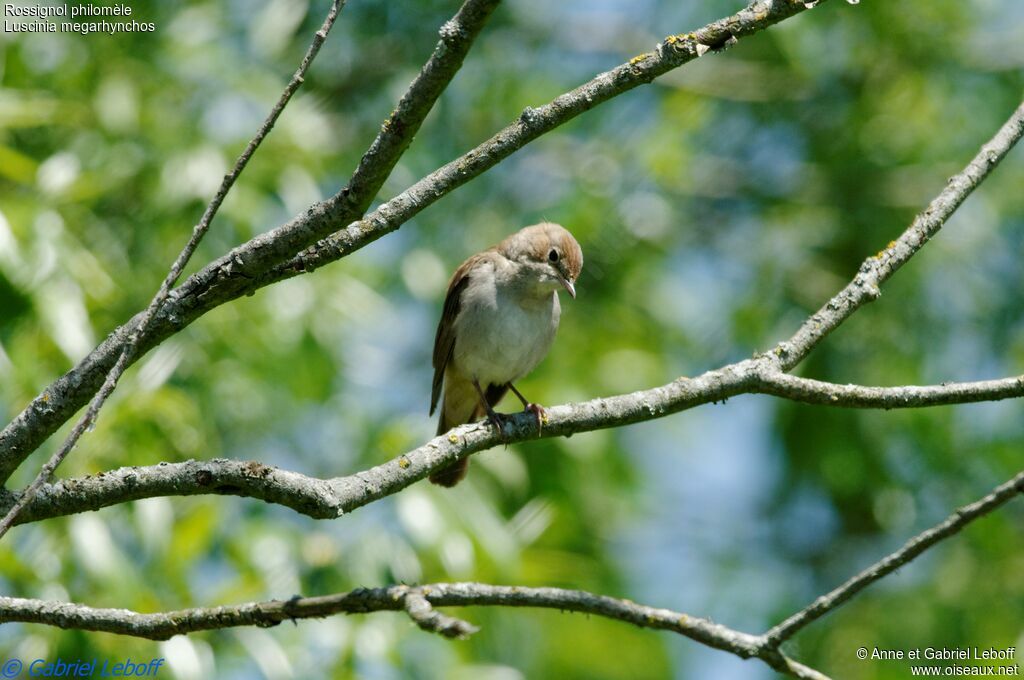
771;100;1024;371
0;1;348;538
402;589;479;639
763;469;1024;646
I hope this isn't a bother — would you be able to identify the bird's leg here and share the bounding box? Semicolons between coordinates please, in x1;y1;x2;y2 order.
507;382;547;434
472;379;509;441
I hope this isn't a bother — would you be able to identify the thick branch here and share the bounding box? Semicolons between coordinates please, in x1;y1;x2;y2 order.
764;469;1024;646
0;0;828;481
3;372;1021;526
0;583;828;679
0;0;502;482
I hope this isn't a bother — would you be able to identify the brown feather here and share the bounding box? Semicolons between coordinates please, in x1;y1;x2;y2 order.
430;254;487;416
557;230;583;282
428;254;495;488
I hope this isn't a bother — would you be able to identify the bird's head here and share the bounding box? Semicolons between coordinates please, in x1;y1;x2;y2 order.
501;222;583;299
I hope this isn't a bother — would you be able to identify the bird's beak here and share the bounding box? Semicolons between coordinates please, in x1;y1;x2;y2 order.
559;276;576;299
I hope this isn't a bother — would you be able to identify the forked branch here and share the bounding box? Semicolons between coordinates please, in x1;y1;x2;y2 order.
0;0;831;481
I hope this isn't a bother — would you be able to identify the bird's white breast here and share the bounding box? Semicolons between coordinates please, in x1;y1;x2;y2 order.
451;258;561;387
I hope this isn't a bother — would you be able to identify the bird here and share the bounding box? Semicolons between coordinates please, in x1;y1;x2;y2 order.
428;222;583;487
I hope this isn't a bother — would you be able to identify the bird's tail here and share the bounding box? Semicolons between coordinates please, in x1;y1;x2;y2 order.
429;379;508;487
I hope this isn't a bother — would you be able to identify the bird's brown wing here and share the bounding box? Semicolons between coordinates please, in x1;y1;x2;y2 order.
430;253;484;416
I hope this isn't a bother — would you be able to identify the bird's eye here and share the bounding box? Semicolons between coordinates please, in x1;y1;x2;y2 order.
548;249;559;263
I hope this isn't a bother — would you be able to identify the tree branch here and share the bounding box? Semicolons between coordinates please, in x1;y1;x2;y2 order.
5;88;1024;524
0;0;502;482
2;372;1021;527
754;372;1024;409
0;1;349;541
0;362;767;525
771;100;1024;371
764;469;1024;647
6;470;1020;677
403;589;479;639
0;583;829;679
0;0;830;482
0;459;346;525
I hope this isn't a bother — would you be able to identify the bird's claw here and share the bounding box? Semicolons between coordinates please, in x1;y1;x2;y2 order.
524;403;547;435
485;411;512;444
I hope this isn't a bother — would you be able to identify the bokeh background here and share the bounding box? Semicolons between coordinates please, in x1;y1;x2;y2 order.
2;0;1024;678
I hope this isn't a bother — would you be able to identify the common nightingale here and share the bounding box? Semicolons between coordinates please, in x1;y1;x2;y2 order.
429;222;583;486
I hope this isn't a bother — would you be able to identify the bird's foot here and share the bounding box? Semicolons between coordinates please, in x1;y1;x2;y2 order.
506;382;546;434
523;403;547;435
484;409;512;444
